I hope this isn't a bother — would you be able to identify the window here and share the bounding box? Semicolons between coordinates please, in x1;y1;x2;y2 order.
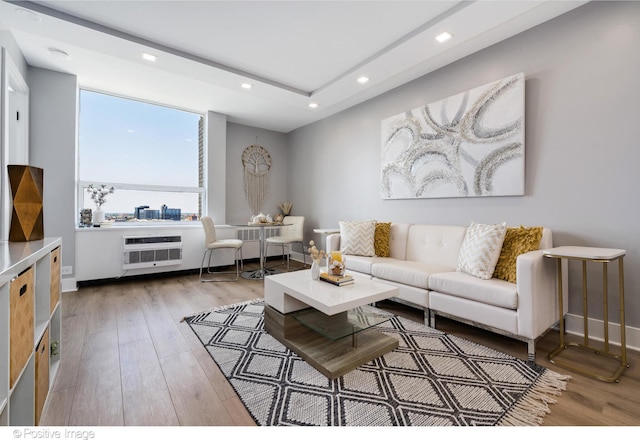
78;90;204;223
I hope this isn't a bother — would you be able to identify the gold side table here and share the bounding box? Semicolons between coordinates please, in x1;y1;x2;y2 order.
543;246;629;383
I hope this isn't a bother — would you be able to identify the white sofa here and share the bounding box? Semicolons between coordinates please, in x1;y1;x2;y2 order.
326;223;567;360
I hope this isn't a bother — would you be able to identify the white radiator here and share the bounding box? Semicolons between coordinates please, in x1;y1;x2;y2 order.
235;226;281;260
122;235;183;270
236;226;280;241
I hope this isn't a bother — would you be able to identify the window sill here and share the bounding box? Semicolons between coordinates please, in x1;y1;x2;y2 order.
75;222;220;232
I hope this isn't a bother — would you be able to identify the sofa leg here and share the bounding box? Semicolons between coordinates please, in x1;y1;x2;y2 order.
527;339;536;362
427;309;434;328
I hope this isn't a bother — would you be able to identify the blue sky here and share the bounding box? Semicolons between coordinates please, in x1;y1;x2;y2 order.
79;90;201;214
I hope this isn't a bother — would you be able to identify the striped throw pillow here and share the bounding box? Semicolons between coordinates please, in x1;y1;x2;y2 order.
339;220;376;256
457;221;507;280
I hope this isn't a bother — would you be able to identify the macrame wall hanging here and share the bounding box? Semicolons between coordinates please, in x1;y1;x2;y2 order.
242;144;271;215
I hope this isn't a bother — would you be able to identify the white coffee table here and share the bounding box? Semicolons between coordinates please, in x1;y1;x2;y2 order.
264;269;399;379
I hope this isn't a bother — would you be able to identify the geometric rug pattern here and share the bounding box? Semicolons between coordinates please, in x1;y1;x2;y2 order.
184;300;570;426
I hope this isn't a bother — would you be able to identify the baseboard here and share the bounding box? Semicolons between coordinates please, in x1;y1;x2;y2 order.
565;313;640;353
62;277;78;292
290;251;308;265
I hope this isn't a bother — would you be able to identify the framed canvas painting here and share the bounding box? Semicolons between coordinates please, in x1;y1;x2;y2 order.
381;73;525;199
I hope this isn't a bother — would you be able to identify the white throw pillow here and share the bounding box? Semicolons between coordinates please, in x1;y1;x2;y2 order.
339;220;376;256
457;221;507;280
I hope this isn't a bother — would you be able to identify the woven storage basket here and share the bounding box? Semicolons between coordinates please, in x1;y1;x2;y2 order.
10;266;34;388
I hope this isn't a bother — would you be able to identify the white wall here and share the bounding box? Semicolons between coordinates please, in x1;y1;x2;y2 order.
206;111;227;224
288;1;640;327
28;67;78;278
0;32;28;241
0;31;27;79
74;224;234;282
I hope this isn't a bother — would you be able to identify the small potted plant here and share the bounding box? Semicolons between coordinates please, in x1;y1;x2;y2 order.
86;184;114;225
279;201;293;215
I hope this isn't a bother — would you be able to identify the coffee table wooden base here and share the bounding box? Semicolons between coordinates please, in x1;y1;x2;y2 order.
264;305;398;379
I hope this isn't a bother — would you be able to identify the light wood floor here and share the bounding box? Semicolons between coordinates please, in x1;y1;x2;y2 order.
40;260;640;426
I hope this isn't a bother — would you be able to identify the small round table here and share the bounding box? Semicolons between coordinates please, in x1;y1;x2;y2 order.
235;223;290;280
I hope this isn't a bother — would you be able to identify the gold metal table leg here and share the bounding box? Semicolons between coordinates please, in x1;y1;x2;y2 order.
547;254;629;383
558;258;565;347
582;260;588;345
603;261;609;353
619;258;628;369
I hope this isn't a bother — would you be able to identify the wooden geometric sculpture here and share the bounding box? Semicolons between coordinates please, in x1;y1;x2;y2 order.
8;165;44;242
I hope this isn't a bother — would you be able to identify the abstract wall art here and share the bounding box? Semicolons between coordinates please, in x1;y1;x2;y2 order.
380;73;525;199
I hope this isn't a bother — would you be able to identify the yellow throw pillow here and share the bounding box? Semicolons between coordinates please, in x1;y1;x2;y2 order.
493;226;543;283
374;222;391;257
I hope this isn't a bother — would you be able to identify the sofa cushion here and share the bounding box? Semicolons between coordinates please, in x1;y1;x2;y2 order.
371;260;454;290
429;271;518;310
405;224;467;268
493;226;543;283
339;220;376;256
374;222;391;257
344;255;391;275
457;221;507;280
388;223;411;260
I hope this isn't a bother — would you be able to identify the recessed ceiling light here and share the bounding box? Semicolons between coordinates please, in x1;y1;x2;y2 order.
15;8;41;21
436;32;453;43
357;76;370;84
49;48;70;60
308;102;319;109
241;83;252;89
141;53;157;62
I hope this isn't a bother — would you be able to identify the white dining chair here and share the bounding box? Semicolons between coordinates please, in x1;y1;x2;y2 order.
199;216;244;282
264;215;305;272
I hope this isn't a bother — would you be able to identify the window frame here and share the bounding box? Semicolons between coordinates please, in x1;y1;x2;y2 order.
76;89;206;225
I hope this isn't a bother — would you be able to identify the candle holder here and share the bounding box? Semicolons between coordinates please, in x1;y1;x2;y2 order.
80;208;93;227
328;253;346;276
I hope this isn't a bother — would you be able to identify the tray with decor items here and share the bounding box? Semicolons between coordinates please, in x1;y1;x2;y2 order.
319;272;354;286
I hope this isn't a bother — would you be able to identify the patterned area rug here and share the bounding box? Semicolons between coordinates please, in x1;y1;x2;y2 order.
183;299;570;426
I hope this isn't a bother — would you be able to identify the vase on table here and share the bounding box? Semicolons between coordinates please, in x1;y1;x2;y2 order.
311;259;320;280
93;208;105;225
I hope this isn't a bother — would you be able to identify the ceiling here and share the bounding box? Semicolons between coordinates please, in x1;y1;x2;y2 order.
0;0;586;133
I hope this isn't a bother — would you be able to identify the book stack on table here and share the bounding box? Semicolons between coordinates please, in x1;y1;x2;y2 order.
319;272;354;286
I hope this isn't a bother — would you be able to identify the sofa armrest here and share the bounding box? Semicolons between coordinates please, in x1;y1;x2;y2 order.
515;249;568;339
326;234;341;252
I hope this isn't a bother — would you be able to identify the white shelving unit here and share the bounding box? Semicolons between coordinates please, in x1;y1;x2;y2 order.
0;237;62;426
